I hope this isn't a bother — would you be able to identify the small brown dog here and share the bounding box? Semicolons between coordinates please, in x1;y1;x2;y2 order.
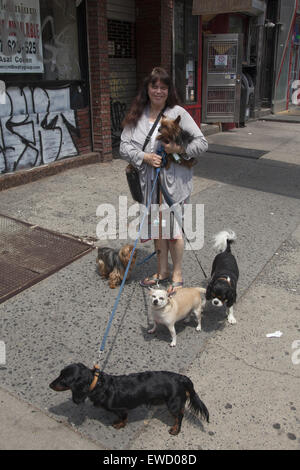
157;115;196;169
96;245;137;288
148;287;206;346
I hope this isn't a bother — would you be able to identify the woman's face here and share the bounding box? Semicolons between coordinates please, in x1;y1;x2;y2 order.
148;80;169;108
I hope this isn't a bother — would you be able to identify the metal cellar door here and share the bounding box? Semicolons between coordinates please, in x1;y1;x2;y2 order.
202;34;243;123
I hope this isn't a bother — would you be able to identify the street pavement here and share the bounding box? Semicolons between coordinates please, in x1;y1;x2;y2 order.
0;119;300;450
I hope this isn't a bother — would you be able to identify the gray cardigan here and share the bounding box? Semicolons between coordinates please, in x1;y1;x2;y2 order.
120;105;208;207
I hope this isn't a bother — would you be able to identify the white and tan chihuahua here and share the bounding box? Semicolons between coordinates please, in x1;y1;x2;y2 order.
148;287;206;347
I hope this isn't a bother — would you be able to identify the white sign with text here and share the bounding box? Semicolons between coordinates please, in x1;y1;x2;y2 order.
0;0;44;73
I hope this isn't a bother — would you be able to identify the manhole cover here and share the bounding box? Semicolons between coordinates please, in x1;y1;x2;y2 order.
0;214;93;303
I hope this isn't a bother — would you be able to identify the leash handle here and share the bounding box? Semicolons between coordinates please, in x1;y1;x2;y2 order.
156;144;168;167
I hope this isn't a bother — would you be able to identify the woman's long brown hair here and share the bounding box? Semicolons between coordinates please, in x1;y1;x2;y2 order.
122;67;181;128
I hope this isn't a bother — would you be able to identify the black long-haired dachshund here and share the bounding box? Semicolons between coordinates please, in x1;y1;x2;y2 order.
49;363;209;435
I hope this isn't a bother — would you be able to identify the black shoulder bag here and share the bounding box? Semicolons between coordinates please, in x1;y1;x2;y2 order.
125;110;164;203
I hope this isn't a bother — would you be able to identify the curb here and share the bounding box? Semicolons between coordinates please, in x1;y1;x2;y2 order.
0;122;221;192
0;152;103;192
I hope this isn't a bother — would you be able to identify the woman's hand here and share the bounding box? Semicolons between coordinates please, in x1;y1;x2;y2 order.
143;153;163;168
162;142;184;155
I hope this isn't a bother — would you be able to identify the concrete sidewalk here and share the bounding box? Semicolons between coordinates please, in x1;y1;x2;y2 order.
133;224;300;450
261;106;300;124
0;388;102;450
1;227;299;451
0;119;299;450
206;119;300;165
1;225;299;450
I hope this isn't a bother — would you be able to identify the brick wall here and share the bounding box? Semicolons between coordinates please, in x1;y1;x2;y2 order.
161;0;173;76
86;0;112;161
84;0;174;159
73;108;92;155
136;0;173;85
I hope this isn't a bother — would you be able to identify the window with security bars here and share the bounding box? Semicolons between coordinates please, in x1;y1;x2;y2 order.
107;19;135;58
208;42;237;74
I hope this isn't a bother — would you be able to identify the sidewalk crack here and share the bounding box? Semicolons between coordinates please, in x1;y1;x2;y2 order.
214;342;300;380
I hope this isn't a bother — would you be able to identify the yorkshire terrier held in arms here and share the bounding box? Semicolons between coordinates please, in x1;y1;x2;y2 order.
157;115;197;170
96;245;137;289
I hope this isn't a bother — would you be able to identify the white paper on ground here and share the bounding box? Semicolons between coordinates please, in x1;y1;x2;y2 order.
266;331;283;338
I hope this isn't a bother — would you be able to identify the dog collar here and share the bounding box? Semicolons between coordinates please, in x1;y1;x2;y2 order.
89;364;100;392
217;276;231;286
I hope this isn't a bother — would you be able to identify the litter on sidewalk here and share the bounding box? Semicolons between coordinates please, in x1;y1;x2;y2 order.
266;331;283;338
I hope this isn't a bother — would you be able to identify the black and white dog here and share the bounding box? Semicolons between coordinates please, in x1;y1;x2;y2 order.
206;230;239;324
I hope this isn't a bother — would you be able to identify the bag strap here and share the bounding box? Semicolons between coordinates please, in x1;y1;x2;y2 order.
142;108;165;151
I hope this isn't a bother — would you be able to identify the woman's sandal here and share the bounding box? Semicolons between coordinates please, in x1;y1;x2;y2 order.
140;274;169;288
167;281;184;295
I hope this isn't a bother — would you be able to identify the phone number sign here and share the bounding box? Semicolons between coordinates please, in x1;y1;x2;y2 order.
0;0;44;73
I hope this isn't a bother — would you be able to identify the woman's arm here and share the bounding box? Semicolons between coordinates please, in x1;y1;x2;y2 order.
119;125;145;168
120;125;162;168
164;107;208;160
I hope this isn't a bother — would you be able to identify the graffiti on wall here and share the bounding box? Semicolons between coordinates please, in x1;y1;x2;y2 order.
41;14;81;80
110;73;129;101
0;85;79;173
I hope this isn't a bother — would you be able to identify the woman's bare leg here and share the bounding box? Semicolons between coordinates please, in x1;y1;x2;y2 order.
168;238;184;292
154;238;169;279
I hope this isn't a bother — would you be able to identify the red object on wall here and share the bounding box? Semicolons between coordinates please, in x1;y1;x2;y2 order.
222;122;236;131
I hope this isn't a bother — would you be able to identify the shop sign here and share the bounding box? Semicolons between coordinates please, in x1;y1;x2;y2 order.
0;0;44;73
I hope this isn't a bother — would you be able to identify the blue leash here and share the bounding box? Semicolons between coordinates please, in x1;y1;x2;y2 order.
98;146;208;364
98;167;161;359
135;148;168;268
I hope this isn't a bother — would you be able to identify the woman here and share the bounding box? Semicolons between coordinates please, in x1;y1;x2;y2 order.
120;67;208;291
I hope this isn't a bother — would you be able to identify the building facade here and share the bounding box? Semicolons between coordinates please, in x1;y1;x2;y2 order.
0;0;299;177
